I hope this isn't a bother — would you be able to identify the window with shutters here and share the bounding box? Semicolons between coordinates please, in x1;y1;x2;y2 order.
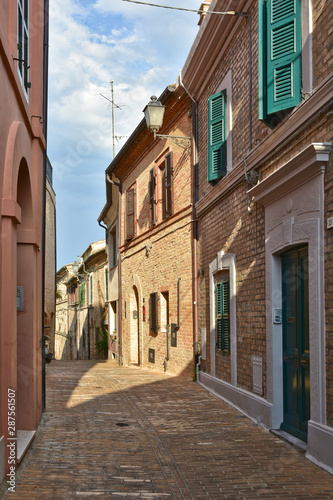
17;0;29;96
154;151;173;223
79;283;85;307
109;227;117;267
208;90;227;182
162;152;173;219
68;282;79;305
149;168;156;226
258;0;302;126
215;277;230;354
150;292;158;334
126;186;136;240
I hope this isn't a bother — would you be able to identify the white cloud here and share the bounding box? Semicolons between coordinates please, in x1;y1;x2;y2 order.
48;0;199;267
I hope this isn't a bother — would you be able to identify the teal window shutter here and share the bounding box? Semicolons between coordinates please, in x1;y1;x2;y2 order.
258;0;268;121
79;283;85;306
208;90;227;182
215;279;230;354
259;0;302;122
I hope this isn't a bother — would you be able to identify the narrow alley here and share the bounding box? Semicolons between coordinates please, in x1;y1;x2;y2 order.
2;360;333;499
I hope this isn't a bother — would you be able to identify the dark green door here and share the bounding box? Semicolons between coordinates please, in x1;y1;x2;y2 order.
281;246;310;442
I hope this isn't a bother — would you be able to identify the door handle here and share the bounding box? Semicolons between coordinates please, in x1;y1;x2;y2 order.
300;357;310;365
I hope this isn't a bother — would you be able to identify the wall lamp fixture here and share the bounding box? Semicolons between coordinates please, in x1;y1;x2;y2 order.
143;95;191;150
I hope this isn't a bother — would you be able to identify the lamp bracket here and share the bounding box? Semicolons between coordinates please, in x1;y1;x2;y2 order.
154;132;191;150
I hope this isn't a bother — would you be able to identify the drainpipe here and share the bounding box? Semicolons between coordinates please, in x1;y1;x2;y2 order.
41;0;49;412
196;355;202;382
117;183;123;366
177;277;181;328
179;71;199;370
164;324;170;372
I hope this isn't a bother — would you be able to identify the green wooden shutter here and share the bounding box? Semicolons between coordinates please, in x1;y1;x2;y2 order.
259;0;302;121
164;153;173;218
258;0;268;122
208;90;227;182
267;0;302;114
216;279;230;354
79;283;85;306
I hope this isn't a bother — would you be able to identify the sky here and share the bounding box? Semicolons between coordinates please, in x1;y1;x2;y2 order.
48;0;200;269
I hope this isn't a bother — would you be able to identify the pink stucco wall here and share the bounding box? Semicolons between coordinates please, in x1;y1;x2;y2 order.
0;0;47;483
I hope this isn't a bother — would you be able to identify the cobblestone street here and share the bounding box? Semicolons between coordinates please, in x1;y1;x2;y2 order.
3;360;333;499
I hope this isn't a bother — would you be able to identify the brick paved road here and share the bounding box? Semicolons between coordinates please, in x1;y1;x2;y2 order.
3;360;333;499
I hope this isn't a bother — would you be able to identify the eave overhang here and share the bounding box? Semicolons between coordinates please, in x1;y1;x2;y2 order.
181;0;249;97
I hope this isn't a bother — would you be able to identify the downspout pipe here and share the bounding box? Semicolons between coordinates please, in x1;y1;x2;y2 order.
179;70;199;369
164;324;170;372
41;0;49;413
196;355;202;382
117;183;123;366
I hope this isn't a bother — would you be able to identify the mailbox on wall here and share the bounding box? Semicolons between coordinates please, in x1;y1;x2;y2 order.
17;286;24;311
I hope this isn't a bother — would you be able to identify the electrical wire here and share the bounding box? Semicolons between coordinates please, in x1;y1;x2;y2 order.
122;0;247;16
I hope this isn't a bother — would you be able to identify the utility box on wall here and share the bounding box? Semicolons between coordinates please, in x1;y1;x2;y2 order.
17;286;24;311
171;323;177;347
148;348;155;363
252;355;263;395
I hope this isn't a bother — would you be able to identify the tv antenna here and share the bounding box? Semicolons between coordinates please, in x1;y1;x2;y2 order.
100;81;124;159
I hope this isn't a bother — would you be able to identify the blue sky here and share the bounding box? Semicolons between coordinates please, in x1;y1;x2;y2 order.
48;0;199;269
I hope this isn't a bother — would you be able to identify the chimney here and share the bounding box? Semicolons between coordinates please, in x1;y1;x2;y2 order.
198;1;212;26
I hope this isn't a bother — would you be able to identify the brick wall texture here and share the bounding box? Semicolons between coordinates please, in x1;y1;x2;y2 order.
194;0;333;423
119;100;195;376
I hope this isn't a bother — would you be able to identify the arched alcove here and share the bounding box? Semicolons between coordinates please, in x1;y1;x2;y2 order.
16;159;33;229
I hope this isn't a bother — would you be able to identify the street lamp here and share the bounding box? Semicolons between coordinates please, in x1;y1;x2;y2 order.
143;95;191;150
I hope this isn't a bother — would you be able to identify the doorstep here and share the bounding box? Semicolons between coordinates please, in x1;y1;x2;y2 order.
17;430;36;463
270;428;307;453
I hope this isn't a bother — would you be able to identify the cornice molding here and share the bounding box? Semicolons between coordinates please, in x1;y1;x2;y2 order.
182;0;250;97
248;143;332;206
245;73;333;172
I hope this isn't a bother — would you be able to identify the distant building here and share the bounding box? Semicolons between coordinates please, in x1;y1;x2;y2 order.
55;264;74;360
98;160;119;361
55;240;108;360
0;0;49;485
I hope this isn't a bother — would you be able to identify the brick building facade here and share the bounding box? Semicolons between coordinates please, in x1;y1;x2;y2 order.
181;0;333;473
102;85;196;376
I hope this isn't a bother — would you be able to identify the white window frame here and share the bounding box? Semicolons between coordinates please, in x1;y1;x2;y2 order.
109;225;117;269
17;0;29;99
301;0;312;95
104;267;109;302
209;252;236;383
